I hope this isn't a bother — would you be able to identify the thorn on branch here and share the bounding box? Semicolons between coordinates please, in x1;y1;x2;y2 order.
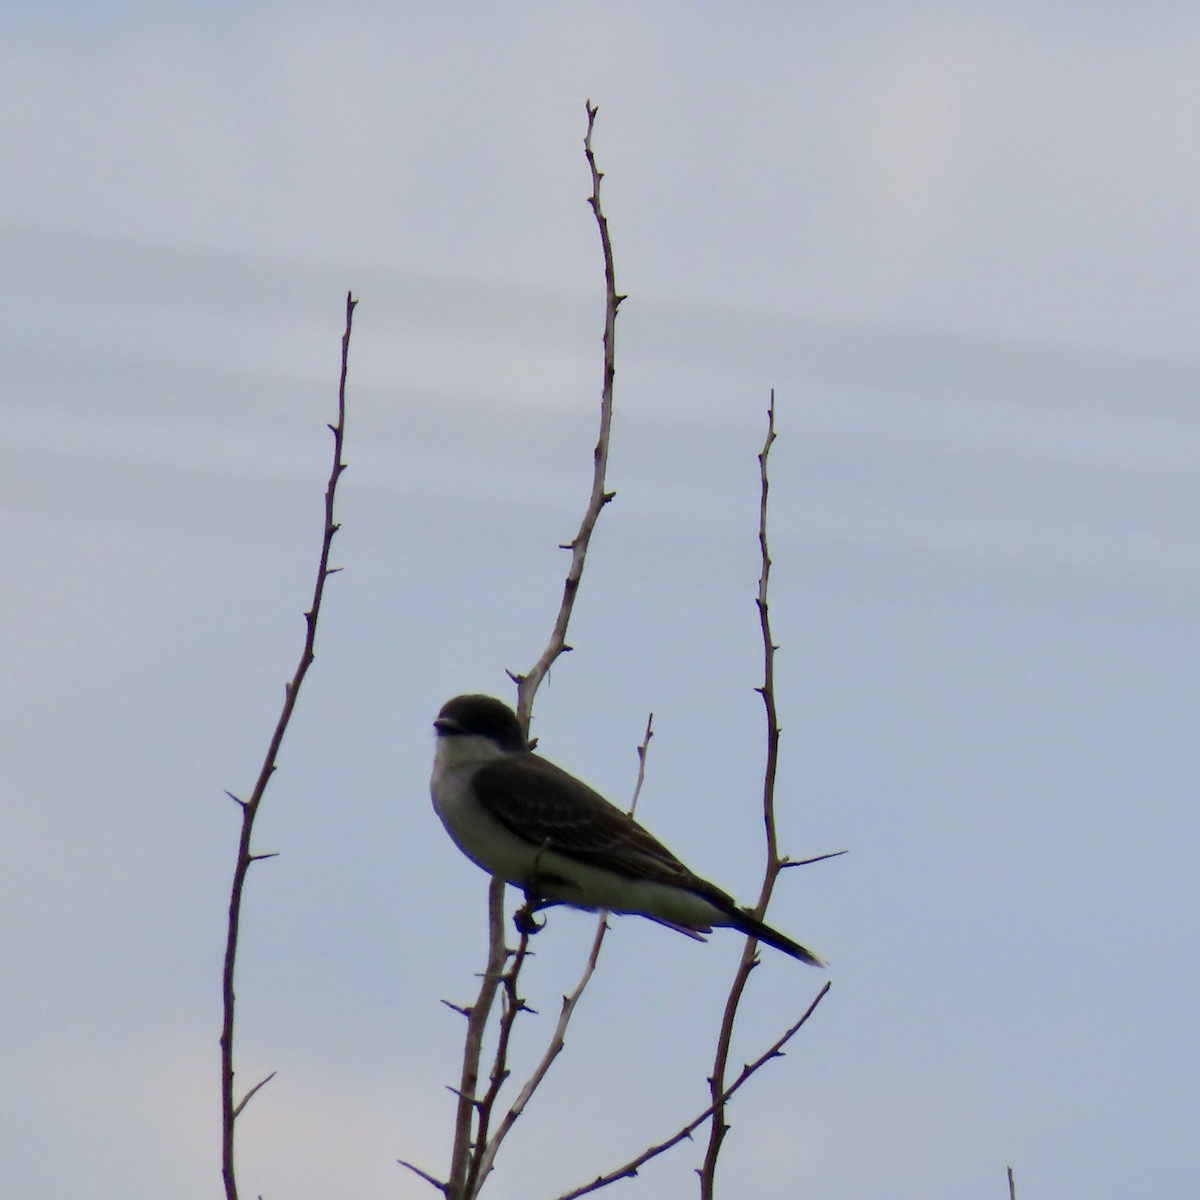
224;791;247;809
441;999;472;1018
232;1069;277;1118
397;1158;449;1193
248;851;279;863
782;849;848;869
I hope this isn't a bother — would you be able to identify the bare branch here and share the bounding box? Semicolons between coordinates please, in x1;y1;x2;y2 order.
446;875;509;1196
512;99;621;732
700;391;800;1197
468;714;653;1194
431;102;626;1200
629;713;654;818
470;916;609;1195
220;292;355;1200
555;983;831;1200
1008;1165;1017;1200
462;922;535;1197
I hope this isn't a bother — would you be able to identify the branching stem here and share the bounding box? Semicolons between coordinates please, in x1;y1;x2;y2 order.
434;102;624;1200
220;292;355;1200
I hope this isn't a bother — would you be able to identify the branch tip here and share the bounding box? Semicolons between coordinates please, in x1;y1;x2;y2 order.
222;297;354;1200
232;1069;277;1119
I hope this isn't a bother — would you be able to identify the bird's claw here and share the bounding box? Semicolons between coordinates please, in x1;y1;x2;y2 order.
514;904;546;935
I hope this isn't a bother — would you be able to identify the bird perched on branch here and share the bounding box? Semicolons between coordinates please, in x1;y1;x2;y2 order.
430;693;825;966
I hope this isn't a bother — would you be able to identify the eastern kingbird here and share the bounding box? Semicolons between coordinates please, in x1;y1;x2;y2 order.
430;694;825;966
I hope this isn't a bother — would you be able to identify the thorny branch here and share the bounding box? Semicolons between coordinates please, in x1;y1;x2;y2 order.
220;292;355;1200
554;982;832;1200
699;392;822;1198
511;98;624;732
467;714;655;1195
402;101;625;1200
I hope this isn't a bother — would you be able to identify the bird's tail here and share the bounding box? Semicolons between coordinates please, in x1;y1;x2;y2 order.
731;908;826;967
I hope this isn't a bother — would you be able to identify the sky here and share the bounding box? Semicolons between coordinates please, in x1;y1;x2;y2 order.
2;3;1198;1199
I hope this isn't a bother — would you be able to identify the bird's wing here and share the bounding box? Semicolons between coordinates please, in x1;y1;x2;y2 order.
473;752;721;893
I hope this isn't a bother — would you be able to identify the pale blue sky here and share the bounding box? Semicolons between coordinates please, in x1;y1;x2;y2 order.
2;4;1198;1199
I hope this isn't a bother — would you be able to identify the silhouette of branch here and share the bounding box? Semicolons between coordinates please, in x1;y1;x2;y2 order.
429;102;625;1200
220;292;355;1200
468;714;654;1195
510;98;624;731
700;391;820;1196
555;982;832;1200
461;921;535;1197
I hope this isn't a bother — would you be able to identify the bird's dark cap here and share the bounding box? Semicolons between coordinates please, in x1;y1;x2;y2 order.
435;694;527;753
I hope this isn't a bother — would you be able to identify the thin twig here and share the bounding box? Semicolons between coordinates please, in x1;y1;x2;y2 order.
435;101;625;1200
471;917;608;1194
511;98;624;731
700;391;790;1198
461;923;535;1198
629;712;654;818
445;875;509;1197
1008;1165;1017;1200
220;292;355;1200
469;715;654;1195
554;982;831;1200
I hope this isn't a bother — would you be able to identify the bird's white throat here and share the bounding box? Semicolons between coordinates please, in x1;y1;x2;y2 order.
432;731;511;775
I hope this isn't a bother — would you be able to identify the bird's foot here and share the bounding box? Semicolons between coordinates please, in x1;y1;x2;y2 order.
513;903;547;936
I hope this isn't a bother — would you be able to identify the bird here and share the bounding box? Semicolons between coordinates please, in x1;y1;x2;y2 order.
429;693;825;965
